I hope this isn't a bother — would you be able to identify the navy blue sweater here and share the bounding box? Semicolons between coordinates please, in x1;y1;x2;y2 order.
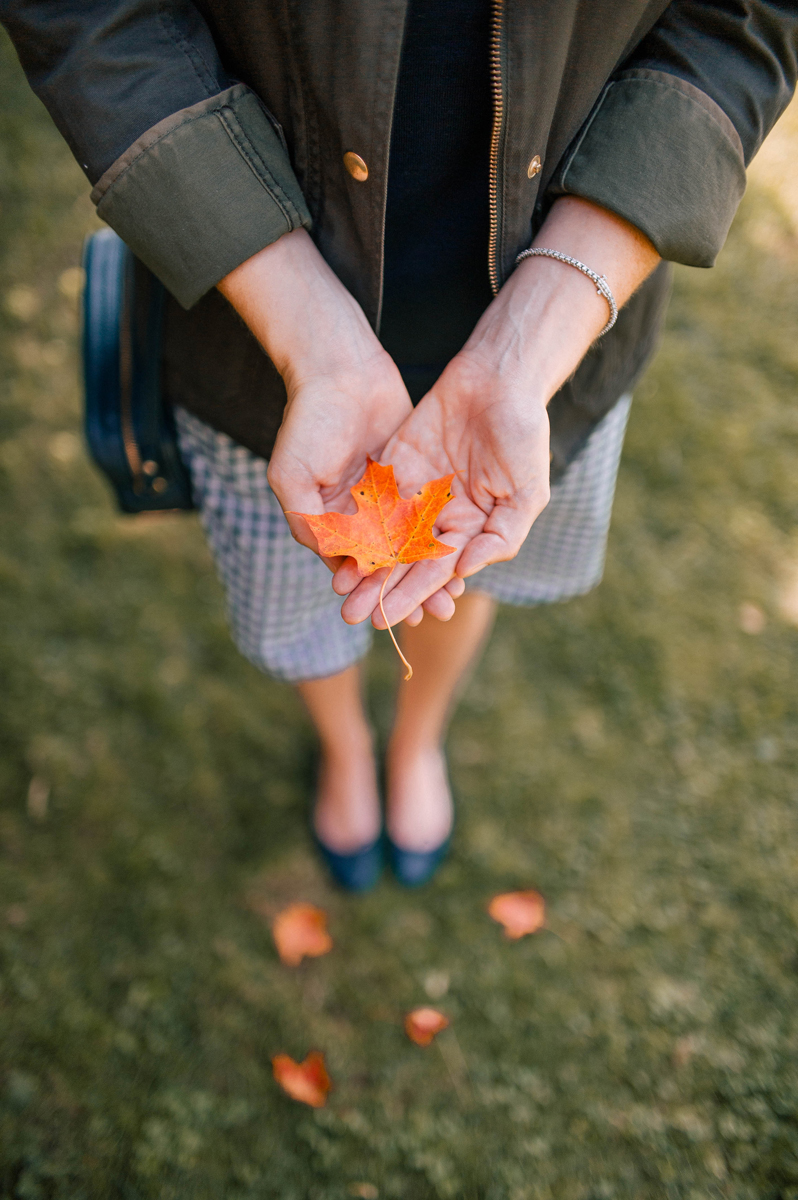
380;0;493;400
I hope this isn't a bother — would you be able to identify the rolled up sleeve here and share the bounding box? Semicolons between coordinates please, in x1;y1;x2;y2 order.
89;84;311;308
553;69;745;267
1;1;311;307
550;1;798;268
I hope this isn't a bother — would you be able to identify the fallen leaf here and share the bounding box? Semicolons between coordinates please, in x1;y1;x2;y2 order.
272;1051;331;1107
295;459;455;679
405;1007;450;1046
488;890;546;939
272;902;333;966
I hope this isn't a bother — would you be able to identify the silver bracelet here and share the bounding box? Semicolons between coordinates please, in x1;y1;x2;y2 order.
515;247;618;338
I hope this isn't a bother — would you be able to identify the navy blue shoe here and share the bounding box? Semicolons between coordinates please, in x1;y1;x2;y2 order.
314;834;383;892
387;836;451;888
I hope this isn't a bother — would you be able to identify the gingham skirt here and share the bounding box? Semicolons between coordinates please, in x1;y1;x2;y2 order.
175;394;631;682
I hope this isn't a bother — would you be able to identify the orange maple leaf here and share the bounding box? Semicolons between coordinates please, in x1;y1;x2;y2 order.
404;1007;450;1046
272;1050;332;1107
272;902;333;966
488;890;546;939
296;459;456;678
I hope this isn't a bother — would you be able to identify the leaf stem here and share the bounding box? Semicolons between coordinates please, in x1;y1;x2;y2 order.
378;568;413;681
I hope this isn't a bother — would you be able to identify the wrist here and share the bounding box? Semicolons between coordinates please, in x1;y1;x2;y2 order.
219;229;385;387
461;252;620;403
460;257;595;401
438;336;549;417
516;248;617;338
460;196;660;404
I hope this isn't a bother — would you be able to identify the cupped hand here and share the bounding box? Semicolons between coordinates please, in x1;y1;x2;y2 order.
267;351;413;565
334;195;662;630
334;346;552;628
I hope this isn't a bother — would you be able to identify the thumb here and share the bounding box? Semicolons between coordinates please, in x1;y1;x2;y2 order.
280;511;345;573
283;511;323;553
267;459;324;547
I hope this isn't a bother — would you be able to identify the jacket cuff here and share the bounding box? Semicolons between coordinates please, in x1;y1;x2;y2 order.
90;84;312;308
552;69;746;267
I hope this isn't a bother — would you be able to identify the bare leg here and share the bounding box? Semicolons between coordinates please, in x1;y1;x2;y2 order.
296;664;381;853
386;590;497;850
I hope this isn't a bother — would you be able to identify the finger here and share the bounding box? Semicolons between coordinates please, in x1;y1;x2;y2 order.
268;460;334;556
338;486;484;623
282;514;344;572
445;576;466;599
370;549;466;628
340;564;397;624
267;454;322;510
404;606;424;627
282;510;325;554
332;556;363;596
456;490;549;578
422;589;456;621
340;561;413;625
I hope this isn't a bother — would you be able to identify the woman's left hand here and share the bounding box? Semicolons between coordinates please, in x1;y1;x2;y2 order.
333;196;661;629
332;342;552;627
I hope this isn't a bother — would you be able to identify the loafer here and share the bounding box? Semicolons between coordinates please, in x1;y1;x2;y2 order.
313;833;383;892
387;835;451;888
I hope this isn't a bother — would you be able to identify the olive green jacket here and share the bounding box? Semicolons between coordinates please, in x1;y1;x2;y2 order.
3;1;797;472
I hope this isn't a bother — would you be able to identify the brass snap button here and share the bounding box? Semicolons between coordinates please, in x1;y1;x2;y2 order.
527;155;542;179
343;151;369;182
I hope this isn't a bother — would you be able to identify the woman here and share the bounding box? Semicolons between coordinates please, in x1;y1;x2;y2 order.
3;0;796;888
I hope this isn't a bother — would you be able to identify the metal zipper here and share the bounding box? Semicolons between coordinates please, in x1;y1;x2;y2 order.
488;0;505;296
118;279;144;492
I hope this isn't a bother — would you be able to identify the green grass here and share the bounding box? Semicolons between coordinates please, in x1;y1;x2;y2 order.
2;29;798;1200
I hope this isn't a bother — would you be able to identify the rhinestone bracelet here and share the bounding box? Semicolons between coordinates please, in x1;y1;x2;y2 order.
515;247;618;338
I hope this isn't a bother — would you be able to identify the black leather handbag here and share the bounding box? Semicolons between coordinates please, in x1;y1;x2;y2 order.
82;228;194;513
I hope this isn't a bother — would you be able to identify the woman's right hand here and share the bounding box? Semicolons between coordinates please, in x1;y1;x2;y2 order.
218;229;414;566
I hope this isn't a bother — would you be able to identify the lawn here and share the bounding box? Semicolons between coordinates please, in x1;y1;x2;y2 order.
1;28;798;1200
